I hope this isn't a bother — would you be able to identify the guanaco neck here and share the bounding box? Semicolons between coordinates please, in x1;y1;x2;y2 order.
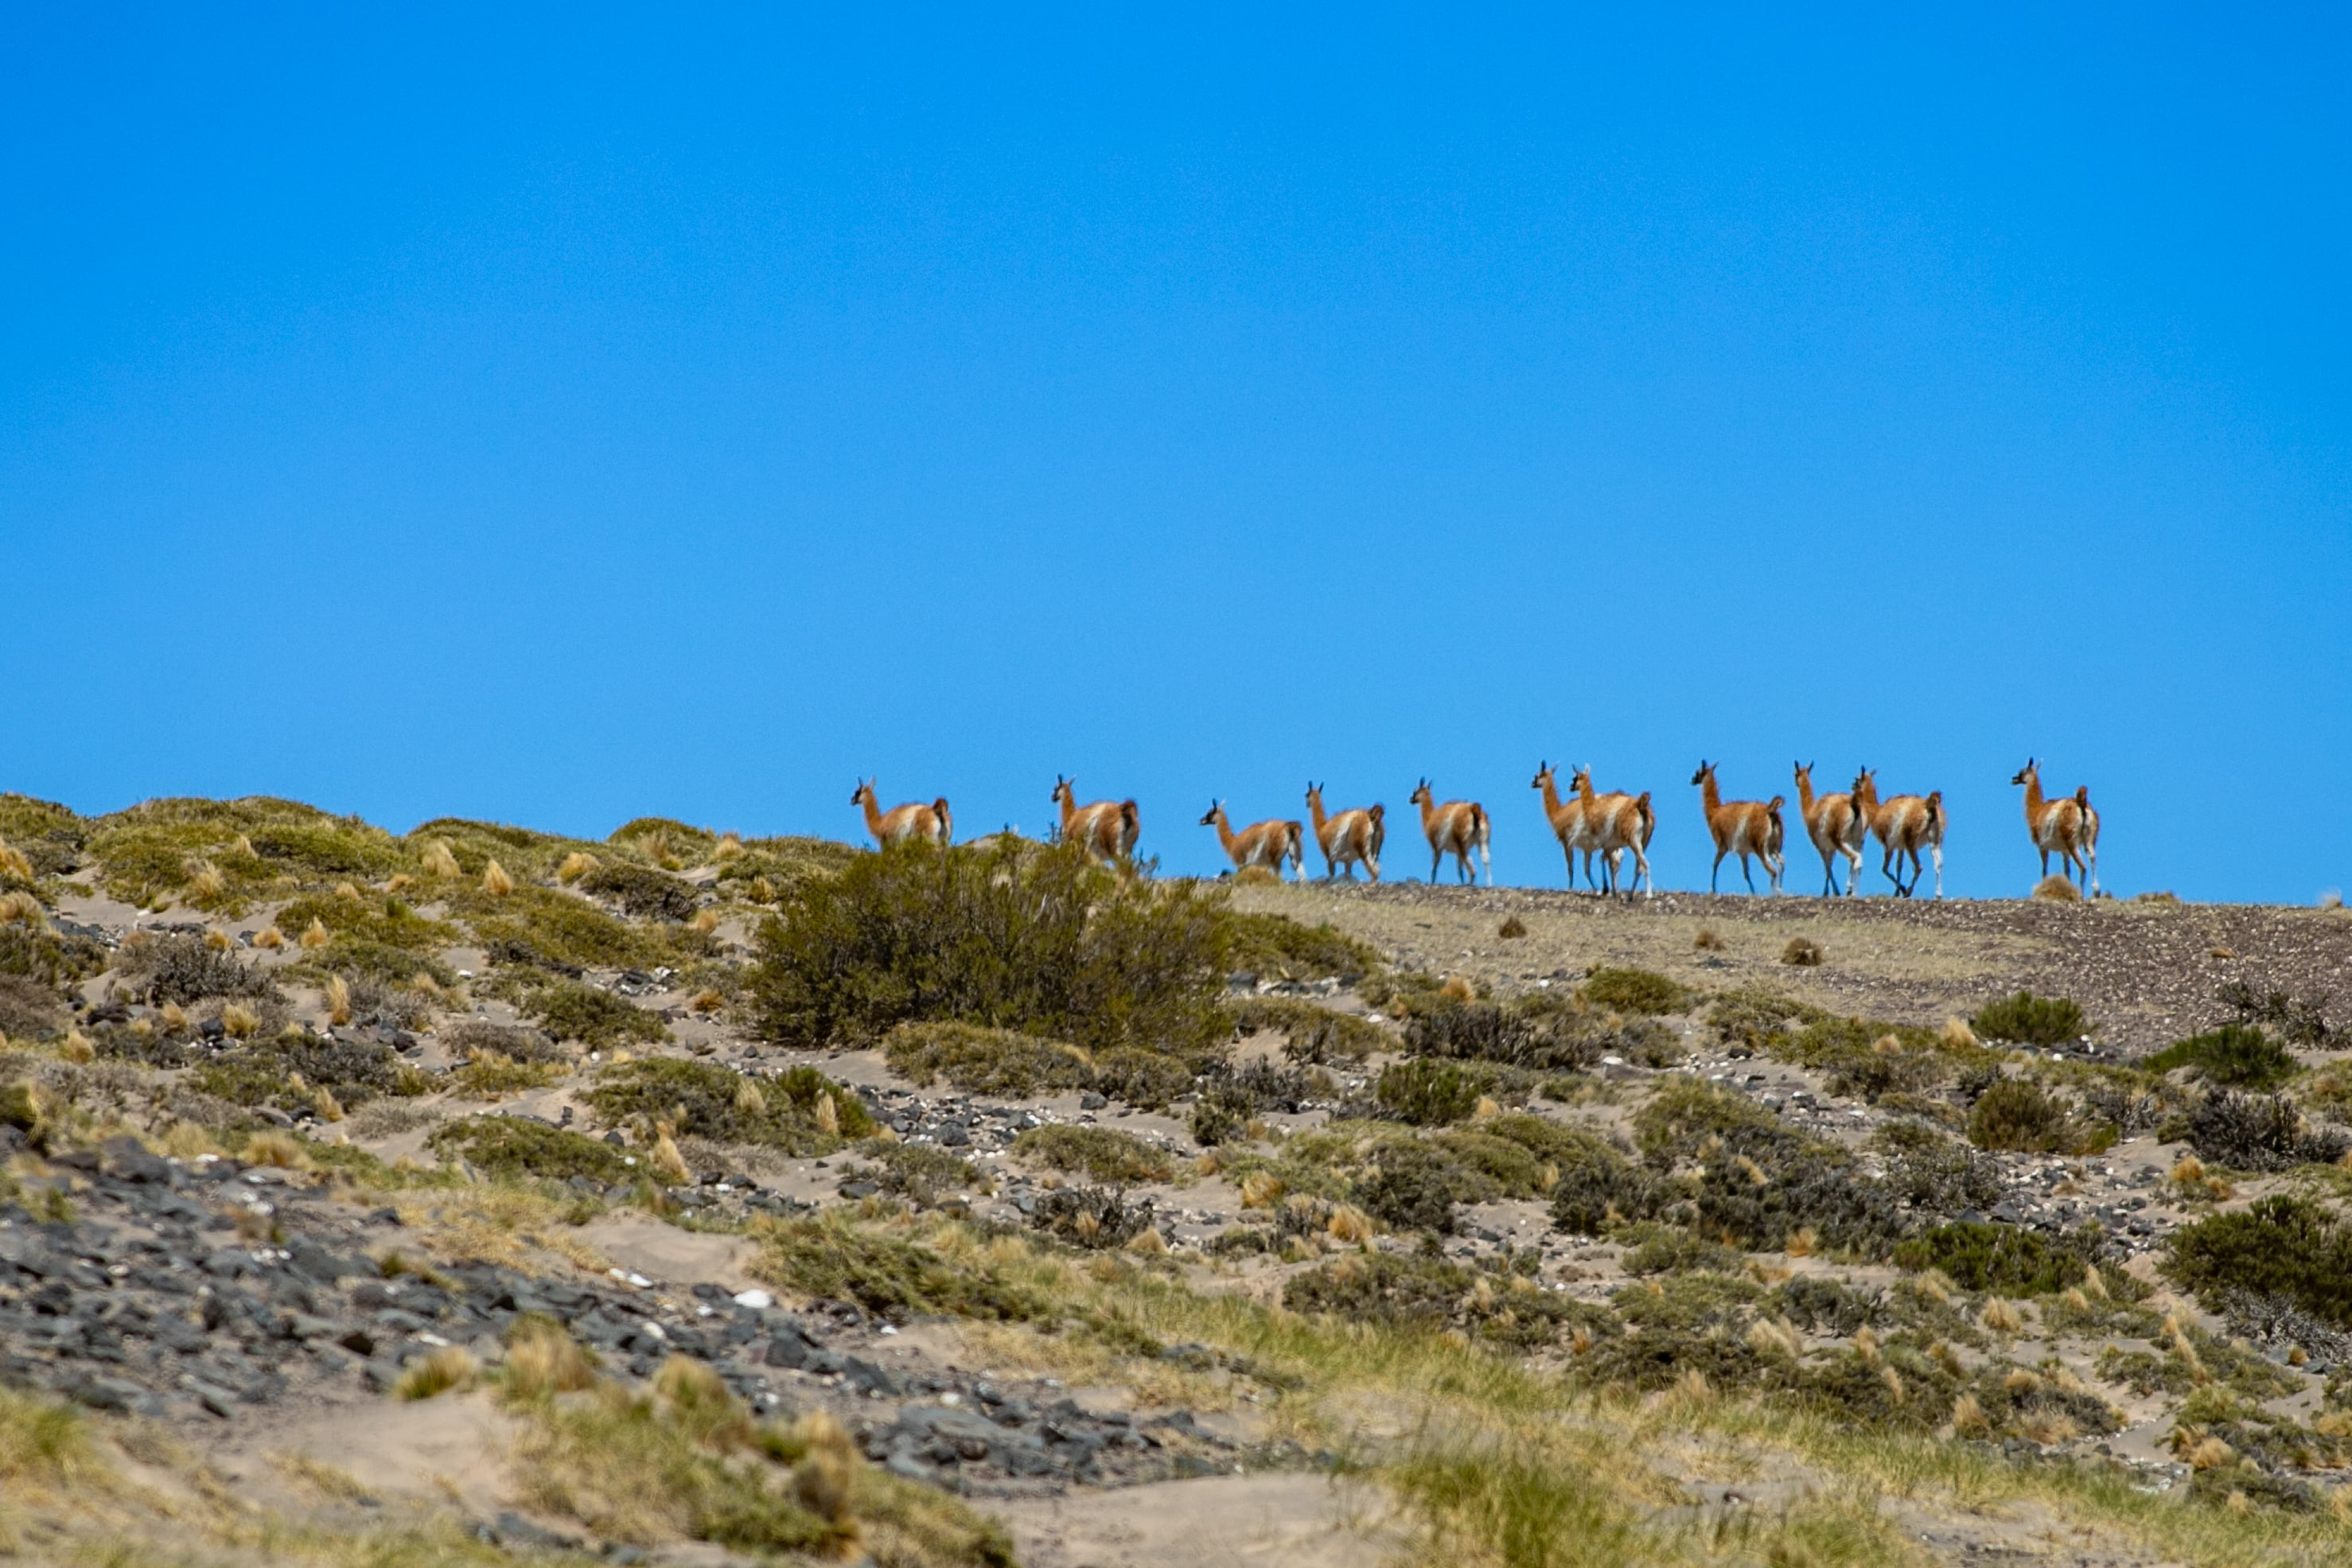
1700;772;1723;817
1415;793;1441;836
1536;772;1567;827
2020;769;2046;824
1209;807;1240;858
1057;787;1081;835
1307;788;1329;835
859;788;888;838
1794;769;1816;813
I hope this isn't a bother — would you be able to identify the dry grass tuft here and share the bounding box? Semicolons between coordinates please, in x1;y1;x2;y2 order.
1940;1016;1978;1049
220;1002;260;1039
691;988;726;1014
423;841;462;879
482;860;515;897
1780;936;1824;967
1327;1204;1373;1243
1497;915;1528;940
1950;1393;1991;1438
1440;977;1475;1003
204;928;234;952
714;833;746;862
300;917;330;951
2032;874;2081;903
58;1031;94;1064
253;925;285;950
333;881;363;901
0;841;33;882
504;1318;598;1399
1124;1227;1168;1256
2187;1435;2236;1470
184;859;227;902
1239;1171;1284;1209
556;850;598;883
159;1001;188;1033
1981;1297;2024;1334
1785;1226;1818;1258
313;1087;345;1123
0;891;46;928
242;1129;313;1169
1693;927;1724;951
814;1094;839;1137
325;975;352;1026
652;1130;693;1183
691;909;722;936
396;1345;477;1401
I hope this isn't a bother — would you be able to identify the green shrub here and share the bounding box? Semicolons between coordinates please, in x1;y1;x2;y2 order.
1090;1047;1197;1110
1029;1185;1158;1249
116;932;271;1004
1375;1060;1488;1126
2218;979;2337;1049
462;887;660;970
0;794;87;876
579;862;700;922
1283;1250;1608;1352
1625;1078;1909;1255
1012;1124;1174;1185
1217;912;1380;982
1870;1120;2004;1213
1966;1079;2111;1155
521;982;672;1049
583;1059;870;1152
275;893;458;954
607;817;718;866
1358;1142;1461;1234
1579;967;1692;1017
1231;997;1388;1063
753;1213;1049;1325
189;1031;426;1114
450;1053;565;1099
0;924;109;990
2187;1091;2350;1173
881;1022;1094;1098
1620;1227;1742;1275
849;1141;986;1207
747;839;1229;1058
1971;991;2088;1047
2171;1197;2352;1330
1186;1082;1254;1147
428;1116;648;1184
1891;1223;2096;1295
2143;1024;2299;1090
1708;990;1830;1052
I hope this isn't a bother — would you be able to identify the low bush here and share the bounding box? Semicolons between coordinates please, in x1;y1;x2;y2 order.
881;1022;1094;1099
1971;991;2088;1047
1891;1222;2097;1296
1620;1226;1742;1275
0;925;109;990
1708;990;1830;1052
1375;1060;1489;1126
1626;1079;1910;1255
275;893;458;955
1012;1124;1174;1185
429;1115;648;1185
848;1142;985;1208
0;976;67;1041
753;1213;1049;1325
450;1052;565;1099
189;1030;425;1115
1091;1047;1196;1110
2171;1197;2352;1330
521;982;672;1049
2144;1024;2300;1090
1967;1080;2111;1156
463;886;660;971
1579;967;1692;1016
1871;1121;2005;1214
115;933;271;1005
441;1020;567;1065
584;1059;871;1153
1028;1185;1157;1249
1358;1142;1462;1234
1217;912;1379;982
749;839;1229;1059
1283;1250;1607;1352
2187;1091;2350;1173
2217;979;2337;1049
1231;997;1388;1063
580;862;700;922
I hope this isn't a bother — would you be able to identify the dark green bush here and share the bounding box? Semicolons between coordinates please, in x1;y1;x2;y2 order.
428;1115;649;1184
748;839;1229;1058
0;794;86;876
1708;990;1830;1052
2171;1197;2352;1330
1091;1047;1196;1110
1620;1227;1742;1275
1012;1124;1174;1185
462;887;657;970
1283;1250;1606;1352
1871;1121;2005;1214
1029;1185;1156;1250
0;976;66;1040
276;893;458;954
1187;1083;1254;1147
580;862;700;922
1217;912;1379;982
2187;1091;2350;1173
1971;991;2088;1047
848;1141;985;1208
2144;1024;2299;1090
2218;979;2337;1049
1891;1222;2097;1296
1579;967;1692;1016
1403;998;1604;1072
1967;1079;2110;1155
1232;997;1388;1063
1627;1079;1909;1255
117;933;271;1004
882;1021;1095;1098
1375;1060;1488;1126
189;1030;424;1115
520;981;672;1049
1359;1142;1460;1234
0;925;108;990
755;1214;1049;1325
583;1058;872;1152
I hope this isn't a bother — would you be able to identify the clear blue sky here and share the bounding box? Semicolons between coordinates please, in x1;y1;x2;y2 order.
5;7;2347;901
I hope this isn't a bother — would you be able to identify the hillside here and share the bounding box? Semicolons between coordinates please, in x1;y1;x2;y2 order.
2;792;2351;1567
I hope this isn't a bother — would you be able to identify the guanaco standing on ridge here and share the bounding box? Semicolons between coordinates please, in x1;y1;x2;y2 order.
1851;768;1945;899
2011;760;2097;894
1532;763;1593;890
1200;803;1306;881
1051;776;1140;863
1793;762;1866;897
1408;779;1490;885
1306;784;1383;881
1572;765;1654;898
851;780;952;849
1692;761;1783;894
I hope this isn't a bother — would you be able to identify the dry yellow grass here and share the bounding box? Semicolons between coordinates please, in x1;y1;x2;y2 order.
652;1131;692;1183
57;1031;94;1064
422;840;461;879
242;1129;313;1169
204;928;234;952
0;841;33;882
691;988;725;1014
220;1002;260;1039
1982;1298;2024;1334
505;1320;598;1399
556;850;598;882
159;1001;188;1033
182;859;227;901
482;860;515;896
333;881;362;901
300;917;330;951
252;925;285;950
1239;1171;1283;1209
312;1087;345;1123
1327;1204;1373;1243
396;1345;477;1401
713;833;746;862
1950;1393;1991;1438
324;975;352;1026
2033;874;2081;902
0;891;45;928
691;908;722;936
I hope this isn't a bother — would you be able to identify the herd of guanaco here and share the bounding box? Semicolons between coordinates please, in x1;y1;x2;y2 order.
845;758;2102;899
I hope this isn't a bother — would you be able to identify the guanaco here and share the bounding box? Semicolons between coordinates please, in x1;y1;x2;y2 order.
1201;802;1306;881
1571;765;1653;898
2011;760;2096;893
1306;783;1383;881
850;779;951;849
1052;775;1140;863
1692;761;1782;894
1793;762;1866;897
1408;779;1490;885
1531;763;1593;890
1851;768;1945;899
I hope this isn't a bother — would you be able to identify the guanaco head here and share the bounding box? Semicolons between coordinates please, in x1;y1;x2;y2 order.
1794;761;1813;791
1409;779;1433;807
1851;766;1875;802
1197;801;1224;827
851;778;874;807
1571;765;1593;793
1690;761;1715;788
1052;774;1073;805
2009;760;2039;788
1530;761;1553;790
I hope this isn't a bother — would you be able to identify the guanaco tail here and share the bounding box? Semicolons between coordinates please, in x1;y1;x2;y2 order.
1692;761;1782;894
1409;778;1490;885
1306;783;1383;881
850;779;951;849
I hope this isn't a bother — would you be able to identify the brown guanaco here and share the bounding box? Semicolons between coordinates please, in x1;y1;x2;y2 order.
1408;779;1490;885
851;779;950;849
1692;761;1782;894
1306;783;1382;881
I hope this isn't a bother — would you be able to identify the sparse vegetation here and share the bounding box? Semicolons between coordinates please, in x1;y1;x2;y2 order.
520;979;672;1049
2144;1023;2300;1089
1892;1222;2100;1295
586;1058;873;1153
1579;966;1692;1016
1218;911;1380;982
1972;990;2089;1047
882;1021;1094;1098
428;1115;650;1184
2171;1197;2352;1331
1230;995;1388;1062
1968;1078;2112;1156
1012;1123;1174;1185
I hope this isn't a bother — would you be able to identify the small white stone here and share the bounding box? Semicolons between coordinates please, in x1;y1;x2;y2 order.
732;1289;774;1310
